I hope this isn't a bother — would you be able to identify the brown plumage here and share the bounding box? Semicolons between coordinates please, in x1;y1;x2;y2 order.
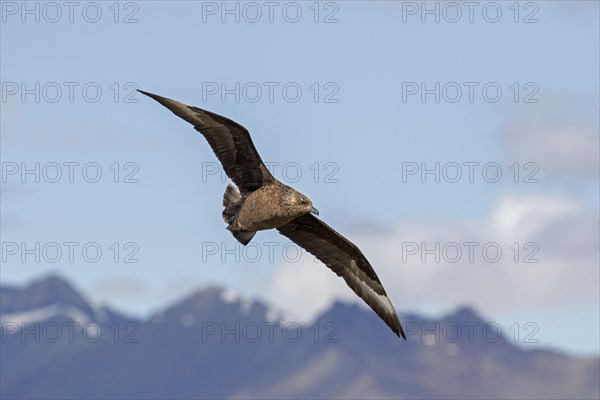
139;90;406;339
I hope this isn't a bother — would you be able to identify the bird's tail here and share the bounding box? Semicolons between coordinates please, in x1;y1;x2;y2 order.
222;184;256;246
222;184;241;224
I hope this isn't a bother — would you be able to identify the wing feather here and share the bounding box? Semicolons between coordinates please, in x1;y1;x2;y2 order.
277;214;405;339
139;90;274;192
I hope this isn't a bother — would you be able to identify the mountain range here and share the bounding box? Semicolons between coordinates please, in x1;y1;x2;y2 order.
1;275;598;399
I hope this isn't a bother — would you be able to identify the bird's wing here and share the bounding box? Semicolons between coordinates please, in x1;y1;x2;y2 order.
139;90;274;192
277;214;405;339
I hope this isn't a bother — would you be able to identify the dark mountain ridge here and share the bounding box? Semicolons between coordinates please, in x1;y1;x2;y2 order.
1;275;598;399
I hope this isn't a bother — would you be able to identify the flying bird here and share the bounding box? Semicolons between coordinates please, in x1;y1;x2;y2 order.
139;90;406;339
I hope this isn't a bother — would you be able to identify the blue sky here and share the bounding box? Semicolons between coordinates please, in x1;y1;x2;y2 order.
1;1;599;355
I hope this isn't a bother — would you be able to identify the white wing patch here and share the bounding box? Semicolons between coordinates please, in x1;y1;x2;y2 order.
349;259;397;317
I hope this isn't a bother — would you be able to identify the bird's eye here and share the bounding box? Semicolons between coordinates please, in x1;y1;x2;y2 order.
299;198;306;204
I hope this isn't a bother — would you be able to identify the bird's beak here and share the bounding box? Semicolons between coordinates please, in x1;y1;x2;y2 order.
310;206;319;216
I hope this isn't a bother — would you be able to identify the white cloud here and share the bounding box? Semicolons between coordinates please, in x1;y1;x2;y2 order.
266;194;599;321
89;277;149;301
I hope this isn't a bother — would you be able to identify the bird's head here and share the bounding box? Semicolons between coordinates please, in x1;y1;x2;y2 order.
284;188;319;217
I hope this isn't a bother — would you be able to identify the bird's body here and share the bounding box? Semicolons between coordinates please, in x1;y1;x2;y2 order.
225;181;313;232
139;89;407;339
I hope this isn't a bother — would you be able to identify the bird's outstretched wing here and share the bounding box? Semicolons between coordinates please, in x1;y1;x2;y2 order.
138;90;274;193
277;214;405;339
